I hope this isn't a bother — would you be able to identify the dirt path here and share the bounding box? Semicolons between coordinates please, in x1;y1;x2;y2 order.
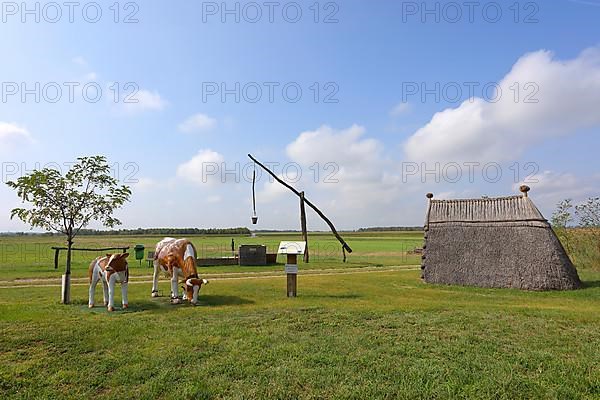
0;266;420;289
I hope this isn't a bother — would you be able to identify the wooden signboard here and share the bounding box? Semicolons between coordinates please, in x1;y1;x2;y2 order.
278;242;306;297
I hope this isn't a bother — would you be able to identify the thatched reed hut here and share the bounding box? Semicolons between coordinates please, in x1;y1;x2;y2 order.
421;186;581;290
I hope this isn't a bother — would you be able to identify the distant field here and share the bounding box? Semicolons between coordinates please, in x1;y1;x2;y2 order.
0;231;423;281
1;231;599;399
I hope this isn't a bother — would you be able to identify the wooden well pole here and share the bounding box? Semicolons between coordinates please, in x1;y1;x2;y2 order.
248;154;352;255
300;191;309;263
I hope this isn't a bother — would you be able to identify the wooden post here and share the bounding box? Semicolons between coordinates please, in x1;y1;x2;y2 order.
286;254;298;297
300;192;309;263
54;248;60;270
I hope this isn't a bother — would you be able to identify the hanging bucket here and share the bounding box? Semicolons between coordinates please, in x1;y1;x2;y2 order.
251;165;258;224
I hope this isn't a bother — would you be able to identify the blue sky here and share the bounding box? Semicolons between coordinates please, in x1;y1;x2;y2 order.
1;0;599;231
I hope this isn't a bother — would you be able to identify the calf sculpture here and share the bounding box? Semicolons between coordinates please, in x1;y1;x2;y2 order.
88;253;130;312
151;238;208;305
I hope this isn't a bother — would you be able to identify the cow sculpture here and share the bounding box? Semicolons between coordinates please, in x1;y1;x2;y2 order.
88;253;130;312
151;238;208;305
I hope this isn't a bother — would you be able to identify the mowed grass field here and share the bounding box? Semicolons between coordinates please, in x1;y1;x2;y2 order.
1;232;599;399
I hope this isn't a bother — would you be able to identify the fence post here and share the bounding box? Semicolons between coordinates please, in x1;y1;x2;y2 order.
54;248;60;270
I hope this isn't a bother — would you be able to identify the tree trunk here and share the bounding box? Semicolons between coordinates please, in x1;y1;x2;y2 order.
66;238;73;275
61;237;73;304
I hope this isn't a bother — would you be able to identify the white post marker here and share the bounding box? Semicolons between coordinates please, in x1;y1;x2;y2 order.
278;241;306;298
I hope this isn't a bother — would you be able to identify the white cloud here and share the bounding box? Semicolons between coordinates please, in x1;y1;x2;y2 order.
122;90;167;113
176;149;225;186
132;178;158;191
258;174;291;203
282;124;403;215
0;122;34;150
404;47;600;163
287;124;381;170
72;56;88;66
514;171;600;209
178;113;217;133
286;125;396;197
390;102;412;116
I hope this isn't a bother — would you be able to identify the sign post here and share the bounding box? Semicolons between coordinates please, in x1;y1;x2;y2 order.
278;241;306;298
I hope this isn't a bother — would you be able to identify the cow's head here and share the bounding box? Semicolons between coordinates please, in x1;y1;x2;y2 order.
182;278;208;305
105;252;129;272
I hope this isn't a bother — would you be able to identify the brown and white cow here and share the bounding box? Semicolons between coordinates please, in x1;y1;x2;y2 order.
88;253;130;312
151;238;208;305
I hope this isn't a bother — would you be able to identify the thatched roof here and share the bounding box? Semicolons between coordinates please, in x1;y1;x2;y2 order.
427;196;544;224
422;186;581;291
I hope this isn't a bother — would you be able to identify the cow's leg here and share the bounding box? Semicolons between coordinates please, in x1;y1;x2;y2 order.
182;278;189;301
151;260;160;297
107;273;118;312
88;268;100;308
121;281;129;309
102;276;109;306
171;267;181;304
120;269;129;309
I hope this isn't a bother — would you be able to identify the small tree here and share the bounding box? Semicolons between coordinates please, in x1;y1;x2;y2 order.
7;156;131;304
575;197;600;227
576;197;600;253
551;199;574;253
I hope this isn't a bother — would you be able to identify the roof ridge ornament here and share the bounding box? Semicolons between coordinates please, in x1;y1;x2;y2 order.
520;185;531;197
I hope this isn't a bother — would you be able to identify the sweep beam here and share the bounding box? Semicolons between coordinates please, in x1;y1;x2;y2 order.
248;154;352;254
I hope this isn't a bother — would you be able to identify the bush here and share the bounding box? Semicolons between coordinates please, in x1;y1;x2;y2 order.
552;198;600;271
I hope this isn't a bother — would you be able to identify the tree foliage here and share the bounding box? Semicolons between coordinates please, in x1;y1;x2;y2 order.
551;199;574;228
551;199;574;253
553;197;600;269
575;197;600;228
7;156;131;239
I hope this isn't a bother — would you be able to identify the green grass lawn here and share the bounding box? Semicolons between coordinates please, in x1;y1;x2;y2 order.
0;233;599;399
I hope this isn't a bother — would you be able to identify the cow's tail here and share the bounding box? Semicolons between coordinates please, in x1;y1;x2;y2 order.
88;258;97;283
